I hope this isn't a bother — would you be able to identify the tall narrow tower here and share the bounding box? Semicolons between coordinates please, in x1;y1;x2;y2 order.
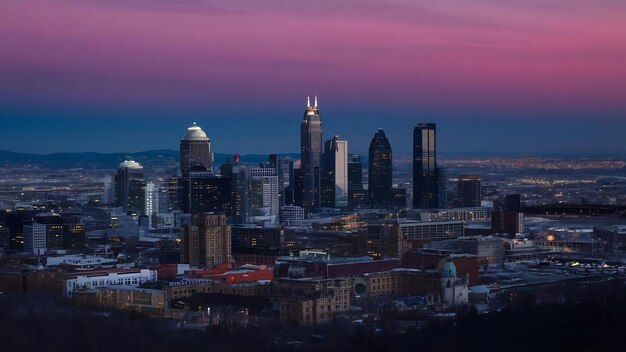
368;129;393;208
300;96;322;212
413;123;439;208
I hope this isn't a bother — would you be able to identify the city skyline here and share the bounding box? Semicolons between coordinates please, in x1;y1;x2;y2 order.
1;1;626;155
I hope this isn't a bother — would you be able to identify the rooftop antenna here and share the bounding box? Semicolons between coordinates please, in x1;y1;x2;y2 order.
307;96;310;107
314;96;318;107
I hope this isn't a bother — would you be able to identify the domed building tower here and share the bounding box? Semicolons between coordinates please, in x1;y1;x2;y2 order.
438;258;469;306
180;122;212;174
114;160;146;214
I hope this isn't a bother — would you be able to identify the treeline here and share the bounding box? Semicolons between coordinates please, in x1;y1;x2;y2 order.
0;280;625;352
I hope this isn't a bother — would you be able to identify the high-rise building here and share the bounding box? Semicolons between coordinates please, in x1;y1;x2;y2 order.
413;123;439;209
368;129;393;208
179;165;231;215
180;123;212;174
181;213;232;266
114;160;146;215
503;194;522;212
247;167;280;223
300;96;322;212
321;136;348;208
348;154;366;209
269;154;294;206
491;211;525;235
145;182;159;218
23;221;46;255
35;213;64;250
290;168;304;207
457;174;482;208
220;155;249;224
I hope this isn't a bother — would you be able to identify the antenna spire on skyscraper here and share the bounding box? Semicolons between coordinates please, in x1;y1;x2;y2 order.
314;96;318;107
307;96;310;107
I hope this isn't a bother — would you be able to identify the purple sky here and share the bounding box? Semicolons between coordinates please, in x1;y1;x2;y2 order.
1;0;625;155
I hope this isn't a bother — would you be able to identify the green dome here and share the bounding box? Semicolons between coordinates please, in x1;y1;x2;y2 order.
437;258;457;278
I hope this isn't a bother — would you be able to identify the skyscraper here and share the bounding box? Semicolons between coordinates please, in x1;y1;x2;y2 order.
220;155;248;224
368;129;393;208
269;154;294;206
179;165;231;215
300;96;322;212
347;154;366;209
247;167;280;223
321;136;348;208
457;174;482;207
181;213;232;266
413;123;439;209
114;160;146;214
180;122;212;174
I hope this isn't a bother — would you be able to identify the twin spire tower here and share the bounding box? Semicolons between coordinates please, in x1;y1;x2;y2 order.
306;96;318;108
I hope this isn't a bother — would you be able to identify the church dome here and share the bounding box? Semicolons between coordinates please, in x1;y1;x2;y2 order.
437;258;457;278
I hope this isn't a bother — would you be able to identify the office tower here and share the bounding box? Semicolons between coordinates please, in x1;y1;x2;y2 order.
181;213;231;266
35;213;64;250
291;168;304;207
504;194;521;212
145;182;158;216
321;136;348;208
368;129;393;208
157;186;170;214
114;160;146;215
269;154;294;206
300;96;322;212
347;154;366;209
437;166;448;209
491;211;525;235
492;193;524;235
457;174;482;208
220;155;249;224
179;165;231;214
23;221;46;254
413;123;439;209
180;122;212;174
247;167;280;223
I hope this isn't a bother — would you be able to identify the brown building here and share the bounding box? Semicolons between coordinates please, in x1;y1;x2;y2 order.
74;286;166;315
274;278;352;326
164;281;272;301
491;210;524;235
181;213;232;267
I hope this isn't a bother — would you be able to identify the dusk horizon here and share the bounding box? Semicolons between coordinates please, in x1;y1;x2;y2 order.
2;0;625;155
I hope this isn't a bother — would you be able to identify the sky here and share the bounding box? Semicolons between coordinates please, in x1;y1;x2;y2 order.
1;0;625;156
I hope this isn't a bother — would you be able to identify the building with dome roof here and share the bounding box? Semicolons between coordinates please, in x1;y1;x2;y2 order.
114;160;146;214
438;258;469;306
180;122;212;174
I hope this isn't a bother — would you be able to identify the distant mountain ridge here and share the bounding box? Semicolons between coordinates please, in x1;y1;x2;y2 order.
0;150;300;169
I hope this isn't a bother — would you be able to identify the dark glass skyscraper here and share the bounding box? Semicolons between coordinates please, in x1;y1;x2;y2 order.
300;96;322;212
368;129;393;208
457;174;481;207
348;154;366;209
413;123;439;209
